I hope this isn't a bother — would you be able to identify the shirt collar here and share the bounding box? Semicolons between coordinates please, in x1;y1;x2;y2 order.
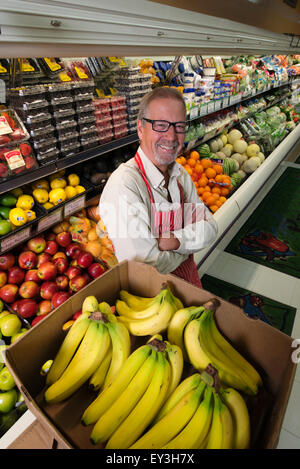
137;146;181;189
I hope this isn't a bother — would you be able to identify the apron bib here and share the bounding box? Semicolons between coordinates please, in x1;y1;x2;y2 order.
134;151;202;288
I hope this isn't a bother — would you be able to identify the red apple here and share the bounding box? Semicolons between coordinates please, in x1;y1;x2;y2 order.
53;257;69;275
8;266;25;285
37;300;52;315
0;270;7;287
25;269;41;283
55;275;69;291
19;281;39;299
32;314;48;326
0;284;18;303
37;252;52;268
70;259;78;267
69;275;88;293
17;299;38;318
88;262;105;279
66;266;81;280
77;252;93;269
10;300;21;313
56;231;72;248
82;272;92;284
45;240;58;256
45;232;56;241
40;281;59;300
72;309;82;321
51;291;71;309
37;262;57;281
27;237;46;254
65;243;82;259
0;253;15;271
52;251;67;261
18;251;37;270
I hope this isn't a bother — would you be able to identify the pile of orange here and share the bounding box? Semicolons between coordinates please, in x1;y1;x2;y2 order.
176;150;233;213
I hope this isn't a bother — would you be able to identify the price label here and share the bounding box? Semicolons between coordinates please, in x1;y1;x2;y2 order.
37;208;62;232
1;227;31;253
200;103;207;116
214;100;221;111
222;97;229;107
189;107;199;119
0;80;5;104
207;102;215;114
64;194;86;217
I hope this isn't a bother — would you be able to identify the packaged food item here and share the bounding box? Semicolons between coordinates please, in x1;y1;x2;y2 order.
35;148;59;164
37;58;64;77
9;85;47;109
0;108;29;147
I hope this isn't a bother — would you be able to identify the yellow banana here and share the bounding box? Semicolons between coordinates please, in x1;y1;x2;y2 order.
116;290;166;320
131;381;206;449
102;320;131;388
164;341;183;399
89;345;112;391
206;391;223;449
220;387;250;449
82;296;99;314
167;305;205;361
184;318;211;371
219;394;234;449
98;302;117;323
44;321;110;404
105;351;171;449
90;349;157;445
81;344;152;426
46;314;91;386
119;289;154;310
163;385;214;449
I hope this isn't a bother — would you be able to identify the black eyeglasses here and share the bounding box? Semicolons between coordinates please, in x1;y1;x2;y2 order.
142;118;187;133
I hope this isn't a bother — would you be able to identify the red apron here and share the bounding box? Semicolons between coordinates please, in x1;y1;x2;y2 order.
134;152;202;288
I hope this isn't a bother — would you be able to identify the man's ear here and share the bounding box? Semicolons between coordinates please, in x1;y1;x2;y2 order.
136;119;143;141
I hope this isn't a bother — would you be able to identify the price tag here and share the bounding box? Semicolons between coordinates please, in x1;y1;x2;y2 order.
1;226;31;252
0;80;5;104
189;107;199;119
37;208;62;232
64;194;86;217
200;104;207;116
214;100;221;111
207;102;215;114
222;97;229;107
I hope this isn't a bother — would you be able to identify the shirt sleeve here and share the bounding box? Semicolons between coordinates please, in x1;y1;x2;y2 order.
99;168;188;275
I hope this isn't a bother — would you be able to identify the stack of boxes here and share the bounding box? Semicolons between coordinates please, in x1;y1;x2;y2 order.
71;81;98;151
93;95;128;145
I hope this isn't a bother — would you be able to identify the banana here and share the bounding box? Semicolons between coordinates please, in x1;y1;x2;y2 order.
219;394;234;449
220;387;250;449
163;385;214;449
105;351;171;449
119;290;154;310
102;320;131;388
90;349;157;445
46;314;91;386
81;344;152;426
98;302;117;323
167;306;205;361
154;373;201;423
82;296;99;314
130;380;206;449
206;391;223;449
169;290;184;311
89;345;112;391
116;289;167;320
118;289;176;336
44;321;110;404
164;341;183;399
184;318;211;371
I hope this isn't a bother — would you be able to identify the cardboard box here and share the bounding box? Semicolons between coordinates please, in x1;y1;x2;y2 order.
3;260;297;449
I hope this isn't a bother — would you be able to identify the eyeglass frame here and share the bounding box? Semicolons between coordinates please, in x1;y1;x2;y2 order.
142;117;187;134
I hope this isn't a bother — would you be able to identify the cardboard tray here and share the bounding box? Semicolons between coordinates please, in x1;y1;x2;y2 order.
3;260;297;449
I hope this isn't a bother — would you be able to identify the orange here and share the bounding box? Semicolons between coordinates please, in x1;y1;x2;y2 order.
190;150;200;160
203;185;211;193
184;166;193;176
197;187;204;196
194;163;203;174
180;156;186;165
220;187;229;196
215;200;223;207
198;176;208;187
211;186;221;194
212;193;220;201
209;205;219;213
213;164;223;174
215;174;224;183
201;159;213;169
219;196;227;204
202;191;212;202
205;168;217;179
187;158;196;168
228;183;234;191
222;176;231;185
206;195;216;206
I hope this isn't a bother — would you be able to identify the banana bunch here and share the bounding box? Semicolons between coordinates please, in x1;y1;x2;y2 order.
81;335;184;448
44;296;130;404
116;283;182;336
130;367;251;450
184;300;263;395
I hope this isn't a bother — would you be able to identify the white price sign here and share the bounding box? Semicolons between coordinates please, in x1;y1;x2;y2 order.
222;97;229;107
189;107;199;119
200;104;207;116
207;102;215;114
214;100;221;111
64;195;86;217
37;208;62;232
1;227;31;252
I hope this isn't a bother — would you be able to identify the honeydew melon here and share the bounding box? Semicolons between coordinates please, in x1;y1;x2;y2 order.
209;139;219;153
233;139;248;154
257;152;265;164
227;129;243;144
246;143;260;158
216;137;224;150
221;134;227;145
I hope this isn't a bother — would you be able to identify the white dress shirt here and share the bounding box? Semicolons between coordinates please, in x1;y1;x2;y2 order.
99;146;218;274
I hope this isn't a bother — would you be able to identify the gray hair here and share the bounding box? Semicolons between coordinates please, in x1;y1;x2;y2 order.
137;87;186;122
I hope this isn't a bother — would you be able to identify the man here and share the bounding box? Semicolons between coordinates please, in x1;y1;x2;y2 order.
99;87;218;287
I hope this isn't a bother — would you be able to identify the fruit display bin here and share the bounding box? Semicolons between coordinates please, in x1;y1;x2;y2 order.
3;261;297;449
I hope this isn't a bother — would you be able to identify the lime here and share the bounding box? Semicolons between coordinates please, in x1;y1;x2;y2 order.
16;195;34;211
0;206;11;220
9;208;27;226
0;220;12;236
0;194;17;207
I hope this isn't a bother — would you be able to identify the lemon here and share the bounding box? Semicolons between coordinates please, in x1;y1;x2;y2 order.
32;179;50;191
26;210;36;221
68;174;80;187
49;188;66;205
11;187;23;198
43;202;54;210
75;185;86;194
65;186;77;199
9;208;27;226
32;188;49;204
16;195;35;211
50;178;67;190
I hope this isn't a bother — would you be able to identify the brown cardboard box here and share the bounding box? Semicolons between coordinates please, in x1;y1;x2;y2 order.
3;261;297;449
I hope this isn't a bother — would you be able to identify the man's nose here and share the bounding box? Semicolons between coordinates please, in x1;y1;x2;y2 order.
165;123;177;137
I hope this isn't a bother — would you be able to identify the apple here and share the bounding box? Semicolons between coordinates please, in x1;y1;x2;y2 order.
65;243;82;259
53;257;69;275
10;328;27;344
0;271;7;288
17;299;38;318
69;275;88;293
31;314;48;326
27;237;46;254
37;300;52;315
82;272;92;284
0;314;22;337
56;231;72;248
66;266;81;280
45;232;56;241
55;275;69;291
19;281;39;299
40;281;59;300
0;253;15;271
77;252;93;269
45;240;58;256
10;301;20;313
0;366;15;391
8;266;25;285
0;284;18;303
18;251;37;270
25;269;41;283
37;262;57;281
37;252;52;267
72;309;82;321
51;291;71;309
88;262;105;279
0;389;17;413
70;259;78;267
52;251;67;261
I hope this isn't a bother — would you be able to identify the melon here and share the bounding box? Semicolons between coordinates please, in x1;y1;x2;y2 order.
227;129;243;144
246;143;260;158
233;139;248;154
221;134;228;145
209;140;219;153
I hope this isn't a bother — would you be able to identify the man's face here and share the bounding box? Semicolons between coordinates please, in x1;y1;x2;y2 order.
137;97;186;168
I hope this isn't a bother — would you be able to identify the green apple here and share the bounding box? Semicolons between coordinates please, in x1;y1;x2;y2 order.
10;328;28;344
0;389;17;413
0;300;4;313
0;311;11;328
0;314;22;337
0;366;15;391
0;344;7;368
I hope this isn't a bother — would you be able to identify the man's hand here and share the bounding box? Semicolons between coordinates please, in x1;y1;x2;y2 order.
158;232;180;251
